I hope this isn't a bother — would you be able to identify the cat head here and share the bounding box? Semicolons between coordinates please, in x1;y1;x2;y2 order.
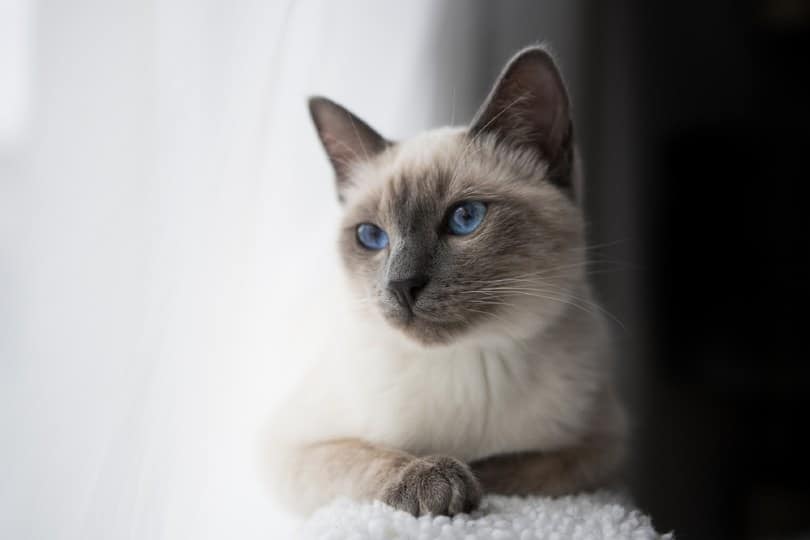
309;46;586;347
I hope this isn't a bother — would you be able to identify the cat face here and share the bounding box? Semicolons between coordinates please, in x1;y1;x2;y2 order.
310;47;585;346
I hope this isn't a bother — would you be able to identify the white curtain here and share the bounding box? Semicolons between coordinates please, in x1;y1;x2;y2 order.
0;1;584;538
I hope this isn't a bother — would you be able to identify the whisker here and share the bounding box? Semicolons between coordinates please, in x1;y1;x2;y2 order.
463;261;628;285
466;306;515;330
568;239;630;252
458;286;626;330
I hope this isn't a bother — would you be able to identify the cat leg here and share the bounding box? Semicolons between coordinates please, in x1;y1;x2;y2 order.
282;438;481;516
469;434;625;497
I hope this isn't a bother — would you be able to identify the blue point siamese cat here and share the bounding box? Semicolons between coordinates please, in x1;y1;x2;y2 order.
268;45;627;517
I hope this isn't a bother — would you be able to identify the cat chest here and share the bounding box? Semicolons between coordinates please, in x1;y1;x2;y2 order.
357;356;568;461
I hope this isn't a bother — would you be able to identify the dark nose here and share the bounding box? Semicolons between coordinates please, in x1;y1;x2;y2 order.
388;275;429;310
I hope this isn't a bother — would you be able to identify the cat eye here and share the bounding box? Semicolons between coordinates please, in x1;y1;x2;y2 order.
356;223;389;250
447;201;487;236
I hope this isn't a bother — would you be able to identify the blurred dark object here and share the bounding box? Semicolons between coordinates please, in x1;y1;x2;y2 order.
586;0;810;538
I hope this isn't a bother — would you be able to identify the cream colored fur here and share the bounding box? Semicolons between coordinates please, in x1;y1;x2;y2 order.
266;128;626;516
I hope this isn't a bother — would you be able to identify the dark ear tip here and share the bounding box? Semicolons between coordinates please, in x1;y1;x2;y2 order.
308;95;329;106
307;95;331;119
508;44;559;70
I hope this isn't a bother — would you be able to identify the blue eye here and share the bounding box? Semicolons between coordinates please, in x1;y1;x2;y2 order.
447;201;487;235
356;223;389;250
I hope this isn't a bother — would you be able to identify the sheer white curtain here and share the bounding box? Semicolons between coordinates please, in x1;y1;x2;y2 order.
0;1;583;538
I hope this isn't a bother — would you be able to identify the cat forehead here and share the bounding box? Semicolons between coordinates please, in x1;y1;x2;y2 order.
388;127;469;170
346;127;466;195
342;127;549;210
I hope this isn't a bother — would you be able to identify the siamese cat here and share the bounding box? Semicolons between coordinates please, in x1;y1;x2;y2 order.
268;45;626;517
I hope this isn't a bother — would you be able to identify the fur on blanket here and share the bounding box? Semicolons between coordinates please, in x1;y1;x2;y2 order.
300;492;671;540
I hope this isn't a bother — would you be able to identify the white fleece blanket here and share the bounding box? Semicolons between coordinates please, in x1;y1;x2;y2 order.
300;492;671;540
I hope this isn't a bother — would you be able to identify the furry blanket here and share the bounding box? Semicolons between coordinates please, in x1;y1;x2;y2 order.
300;492;671;539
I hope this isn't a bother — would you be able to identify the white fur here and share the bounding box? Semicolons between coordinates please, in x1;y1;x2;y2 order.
267;252;612;513
266;128;621;515
301;493;669;540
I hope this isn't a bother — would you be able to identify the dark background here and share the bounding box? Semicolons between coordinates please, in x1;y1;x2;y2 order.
582;1;810;538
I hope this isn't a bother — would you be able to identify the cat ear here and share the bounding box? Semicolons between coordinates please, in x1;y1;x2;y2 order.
470;46;574;188
308;96;390;201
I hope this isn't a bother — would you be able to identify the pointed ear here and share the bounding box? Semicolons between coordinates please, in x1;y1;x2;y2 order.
470;46;574;189
308;96;390;201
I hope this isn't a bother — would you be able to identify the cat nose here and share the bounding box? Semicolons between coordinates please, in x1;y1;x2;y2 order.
387;275;429;310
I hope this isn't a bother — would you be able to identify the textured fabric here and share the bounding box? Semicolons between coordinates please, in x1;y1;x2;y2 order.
301;493;671;540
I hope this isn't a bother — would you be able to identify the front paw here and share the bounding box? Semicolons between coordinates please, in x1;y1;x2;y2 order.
380;455;482;516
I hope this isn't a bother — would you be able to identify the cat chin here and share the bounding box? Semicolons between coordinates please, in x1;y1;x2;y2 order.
380;312;466;348
377;306;549;351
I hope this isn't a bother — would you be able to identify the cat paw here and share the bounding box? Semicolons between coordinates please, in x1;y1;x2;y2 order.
380;455;482;516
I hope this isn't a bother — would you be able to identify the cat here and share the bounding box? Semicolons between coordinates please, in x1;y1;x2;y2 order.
267;45;627;517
